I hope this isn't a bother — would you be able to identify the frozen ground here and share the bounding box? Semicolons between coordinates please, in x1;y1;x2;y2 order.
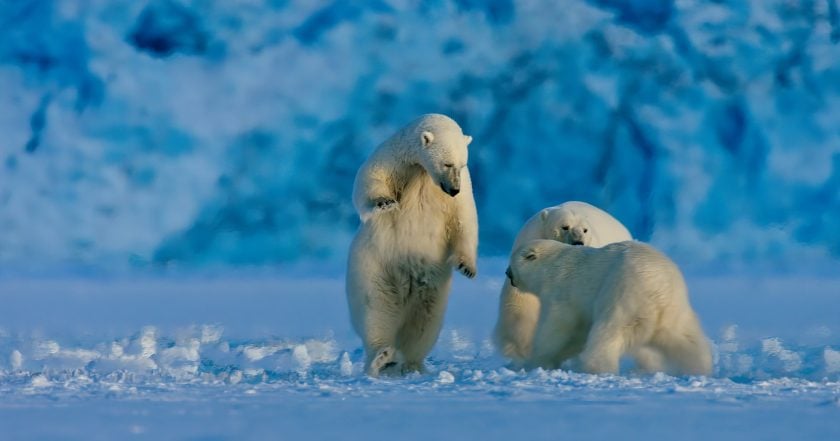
1;261;839;440
3;0;840;266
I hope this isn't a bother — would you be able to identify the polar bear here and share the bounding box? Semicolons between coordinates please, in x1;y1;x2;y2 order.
494;202;632;362
346;114;478;377
505;239;712;375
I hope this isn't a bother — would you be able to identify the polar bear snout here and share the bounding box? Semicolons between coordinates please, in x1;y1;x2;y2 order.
565;227;588;246
505;266;516;287
437;168;462;197
440;183;460;197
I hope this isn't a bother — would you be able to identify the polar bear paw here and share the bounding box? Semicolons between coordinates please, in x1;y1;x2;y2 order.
449;255;476;279
368;346;399;376
458;262;476;279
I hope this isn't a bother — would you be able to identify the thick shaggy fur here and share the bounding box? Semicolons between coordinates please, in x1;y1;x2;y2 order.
506;239;712;376
346;114;478;377
494;202;632;362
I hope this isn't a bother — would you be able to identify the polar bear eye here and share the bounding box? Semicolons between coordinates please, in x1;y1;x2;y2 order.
444;163;454;169
562;226;570;231
583;228;588;233
524;252;537;261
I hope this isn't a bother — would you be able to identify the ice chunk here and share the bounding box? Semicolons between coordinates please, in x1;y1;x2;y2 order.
10;350;23;370
292;344;311;373
437;371;455;384
824;348;840;374
339;352;353;377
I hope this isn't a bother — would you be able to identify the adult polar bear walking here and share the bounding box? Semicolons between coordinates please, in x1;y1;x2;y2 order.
346;114;478;377
506;239;712;375
494;202;632;362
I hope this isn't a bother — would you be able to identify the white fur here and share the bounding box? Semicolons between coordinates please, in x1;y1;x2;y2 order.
346;114;478;377
494;201;632;362
507;239;712;376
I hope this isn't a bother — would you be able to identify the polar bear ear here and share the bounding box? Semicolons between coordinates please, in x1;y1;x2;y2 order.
421;131;435;147
540;209;550;222
464;135;473;146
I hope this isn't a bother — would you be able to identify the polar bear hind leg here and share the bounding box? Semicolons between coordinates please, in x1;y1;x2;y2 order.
649;316;712;376
528;305;586;370
397;275;452;374
577;279;650;374
577;319;627;374
347;259;407;377
631;346;666;373
368;346;401;376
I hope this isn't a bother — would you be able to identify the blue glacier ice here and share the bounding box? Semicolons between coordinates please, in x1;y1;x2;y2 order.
0;0;838;268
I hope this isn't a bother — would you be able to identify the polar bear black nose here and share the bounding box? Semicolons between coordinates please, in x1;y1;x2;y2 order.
440;182;460;197
505;266;516;287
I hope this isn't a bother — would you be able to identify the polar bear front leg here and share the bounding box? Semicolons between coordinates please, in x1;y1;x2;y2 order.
493;280;541;362
527;303;582;370
448;169;478;278
353;166;400;221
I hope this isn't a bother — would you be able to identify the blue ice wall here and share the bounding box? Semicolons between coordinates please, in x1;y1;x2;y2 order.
0;0;838;268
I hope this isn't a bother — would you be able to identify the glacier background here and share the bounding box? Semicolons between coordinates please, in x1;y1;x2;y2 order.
1;0;839;270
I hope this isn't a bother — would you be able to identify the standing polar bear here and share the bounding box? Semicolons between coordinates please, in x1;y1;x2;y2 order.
494;201;632;362
505;239;712;375
346;114;478;377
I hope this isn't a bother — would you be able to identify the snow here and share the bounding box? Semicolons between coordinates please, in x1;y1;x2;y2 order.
1;263;839;440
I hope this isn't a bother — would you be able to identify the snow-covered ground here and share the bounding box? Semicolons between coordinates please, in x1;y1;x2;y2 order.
3;0;840;267
2;262;838;440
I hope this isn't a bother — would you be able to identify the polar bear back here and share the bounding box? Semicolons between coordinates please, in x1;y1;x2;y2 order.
593;241;690;310
512;240;691;316
507;239;711;375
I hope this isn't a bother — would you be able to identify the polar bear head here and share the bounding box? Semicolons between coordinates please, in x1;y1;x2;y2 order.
540;208;592;246
505;239;570;294
414;115;472;197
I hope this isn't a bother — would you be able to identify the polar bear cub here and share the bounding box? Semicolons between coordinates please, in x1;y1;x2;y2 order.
346;114;478;377
494;201;632;362
505;239;712;376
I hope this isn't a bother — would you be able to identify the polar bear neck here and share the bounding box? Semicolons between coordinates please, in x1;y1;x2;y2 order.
383;128;422;163
370;122;430;180
377;113;460;162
